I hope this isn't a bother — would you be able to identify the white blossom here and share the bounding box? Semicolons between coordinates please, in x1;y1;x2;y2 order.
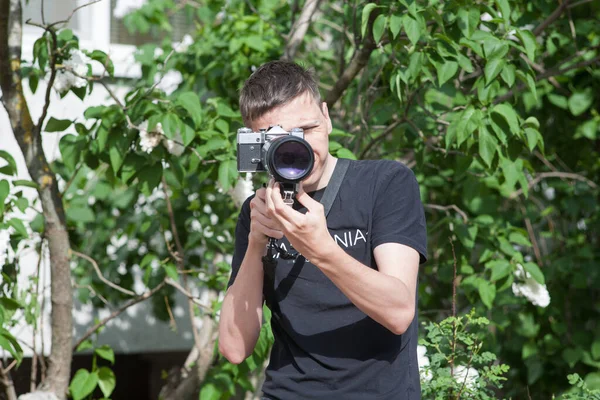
229;173;254;208
577;219;587;231
543;187;556;201
155;69;183;95
87;196;96;206
138;120;163;153
176;34;194;53
113;0;147;19
162;129;185;156
417;345;432;382
190;220;202;232
210;214;219;225
54;49;91;93
512;264;551;308
454;365;479;389
0;229;10;267
19;393;59;400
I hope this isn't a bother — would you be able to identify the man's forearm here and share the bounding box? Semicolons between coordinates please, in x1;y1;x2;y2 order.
218;239;265;364
310;243;416;335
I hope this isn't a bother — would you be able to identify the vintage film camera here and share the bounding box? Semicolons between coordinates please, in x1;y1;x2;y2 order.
237;125;315;204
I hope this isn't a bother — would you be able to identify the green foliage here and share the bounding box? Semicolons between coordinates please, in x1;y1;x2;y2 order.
419;309;510;399
70;341;117;399
3;0;599;398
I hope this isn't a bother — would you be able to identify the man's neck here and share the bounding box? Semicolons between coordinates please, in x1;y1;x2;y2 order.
304;155;338;192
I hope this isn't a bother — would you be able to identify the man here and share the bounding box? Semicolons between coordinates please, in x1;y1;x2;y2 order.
218;60;427;399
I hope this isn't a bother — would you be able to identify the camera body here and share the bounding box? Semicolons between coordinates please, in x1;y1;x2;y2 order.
237;125;305;173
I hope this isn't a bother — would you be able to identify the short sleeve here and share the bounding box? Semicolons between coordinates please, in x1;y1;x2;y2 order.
227;195;254;288
371;163;428;264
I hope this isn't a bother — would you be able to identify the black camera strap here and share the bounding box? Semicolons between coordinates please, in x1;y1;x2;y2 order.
262;158;350;266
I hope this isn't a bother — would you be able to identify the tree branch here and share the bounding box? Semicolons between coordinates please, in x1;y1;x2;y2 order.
510;171;598;199
324;5;379;107
283;0;323;60
494;55;600;104
424;204;469;223
0;1;73;397
73;281;167;351
70;250;137;296
533;0;571;37
0;360;17;400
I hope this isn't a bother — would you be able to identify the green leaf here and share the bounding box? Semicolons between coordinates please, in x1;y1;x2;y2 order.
95;345;115;364
44;117;72;132
164;263;179;281
8;218;28;238
547;94;568;109
562;348;583;369
0;329;23;362
372;14;386;43
0;180;8;214
500;64;516;87
478;280;496;309
215;119;229;135
97;367;116;398
161;113;181;139
523;262;544;285
402;14;421;45
76;339;94;352
0;297;22;311
59;134;87;171
456;8;480;39
591;341;600;360
199;382;222;400
336;148;357;160
67;206;95;223
87;50;114;76
12;179;38;189
487;260;512;281
522;342;538;359
176;92;202;126
69;369;99;400
525;128;538;152
407;52;424;81
361;3;377;39
478;126;497;167
245;35;266;52
218;160;237;191
389;14;402;39
137;163;163;195
568;90;594;116
517;30;537;61
484;57;506;85
575;119;598;140
585;372;600;390
496;0;511;25
436;61;458;87
509;231;531;246
0;151;18;176
492;104;520;135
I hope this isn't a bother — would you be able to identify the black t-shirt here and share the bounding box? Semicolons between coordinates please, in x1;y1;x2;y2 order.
228;159;428;400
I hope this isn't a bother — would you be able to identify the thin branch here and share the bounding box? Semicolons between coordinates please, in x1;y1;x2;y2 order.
70;250;136;296
283;0;323;60
359;117;405;159
519;202;544;267
425;204;469;223
47;0;103;28
35;27;58;137
509;171;598;199
165;278;214;314
73;281;166;351
30;240;45;392
568;0;593;8
533;0;571;37
0;360;18;400
494;55;600;104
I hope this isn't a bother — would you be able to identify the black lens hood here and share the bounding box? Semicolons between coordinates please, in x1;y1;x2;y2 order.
264;135;314;183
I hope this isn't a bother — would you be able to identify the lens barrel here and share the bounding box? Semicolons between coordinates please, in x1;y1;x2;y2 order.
264;136;314;183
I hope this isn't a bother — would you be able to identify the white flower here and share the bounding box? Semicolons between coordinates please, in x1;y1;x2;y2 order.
417;345;432;382
0;229;10;267
190;220;202;232
19;393;59;400
138;120;163;153
577;219;587;231
176;34;194;53
113;0;147;19
454;365;479;389
162;130;185;156
155;69;183;95
87;196;96;206
229;173;254;208
512;264;551;307
210;214;219;225
54;49;91;93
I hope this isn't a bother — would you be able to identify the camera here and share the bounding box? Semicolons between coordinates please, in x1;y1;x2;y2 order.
237;125;315;185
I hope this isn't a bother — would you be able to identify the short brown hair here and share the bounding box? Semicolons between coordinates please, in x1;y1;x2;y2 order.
239;61;321;127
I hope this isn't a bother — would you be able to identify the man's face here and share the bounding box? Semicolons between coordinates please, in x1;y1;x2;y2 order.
250;92;333;192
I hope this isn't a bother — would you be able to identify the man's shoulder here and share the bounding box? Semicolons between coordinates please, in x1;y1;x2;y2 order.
348;159;415;180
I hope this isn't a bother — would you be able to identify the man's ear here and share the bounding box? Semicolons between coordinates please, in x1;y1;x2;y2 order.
322;102;333;135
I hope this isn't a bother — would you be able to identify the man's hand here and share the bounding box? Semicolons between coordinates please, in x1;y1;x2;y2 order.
248;186;284;247
265;179;334;262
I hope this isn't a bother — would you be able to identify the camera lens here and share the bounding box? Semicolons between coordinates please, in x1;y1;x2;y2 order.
265;136;314;183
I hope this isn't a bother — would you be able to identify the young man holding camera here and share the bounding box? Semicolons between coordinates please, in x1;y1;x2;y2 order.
218;61;427;399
